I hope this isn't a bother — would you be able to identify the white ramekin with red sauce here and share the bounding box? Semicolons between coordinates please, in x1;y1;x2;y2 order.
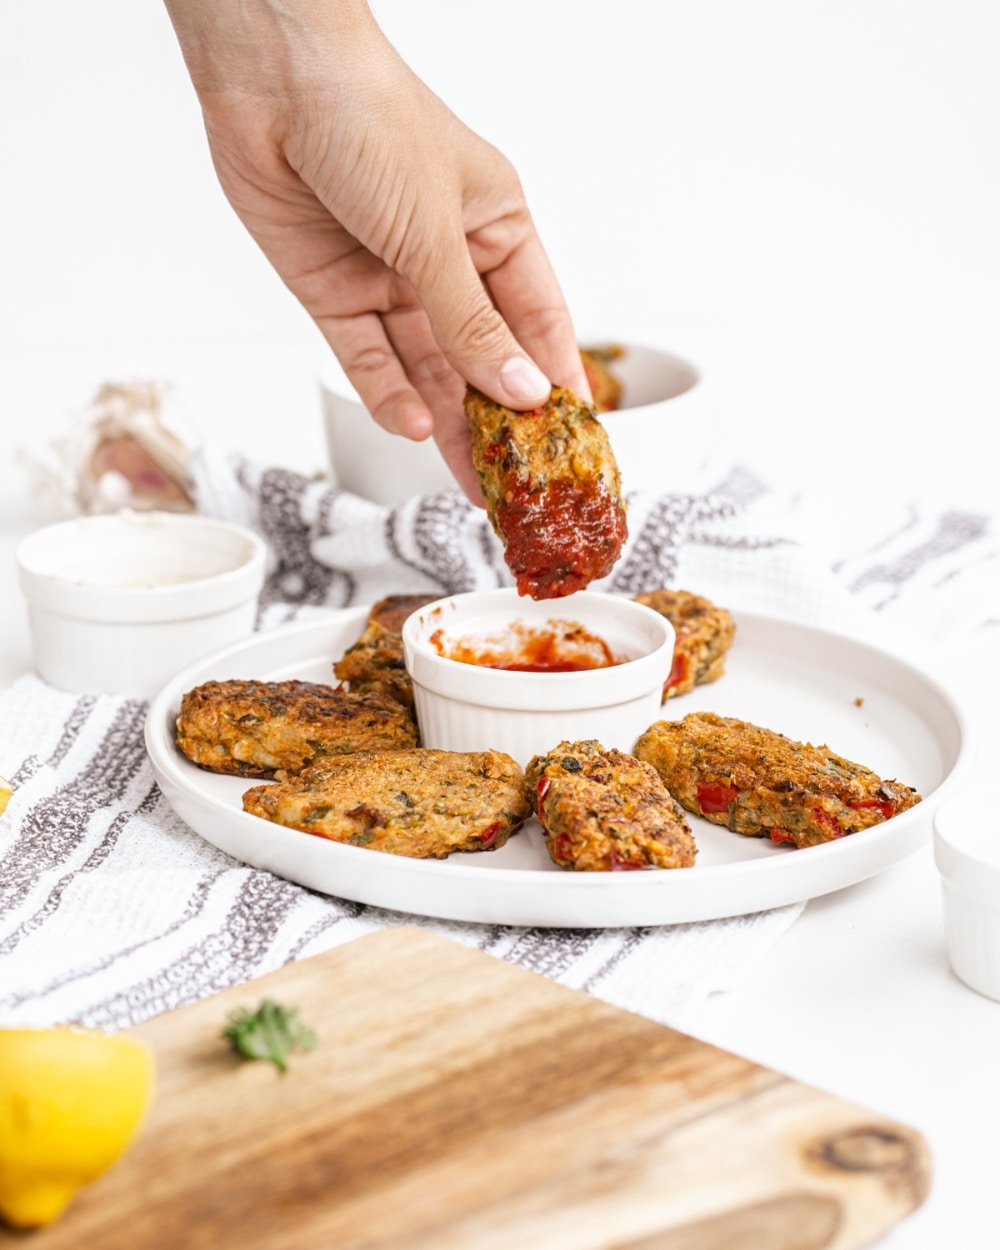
402;589;675;768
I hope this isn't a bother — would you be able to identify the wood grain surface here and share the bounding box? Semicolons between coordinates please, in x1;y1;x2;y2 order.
5;929;930;1250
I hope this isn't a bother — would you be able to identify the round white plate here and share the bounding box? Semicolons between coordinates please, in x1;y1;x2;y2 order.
146;608;969;927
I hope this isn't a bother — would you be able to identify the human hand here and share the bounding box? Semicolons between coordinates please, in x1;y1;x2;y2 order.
164;0;589;502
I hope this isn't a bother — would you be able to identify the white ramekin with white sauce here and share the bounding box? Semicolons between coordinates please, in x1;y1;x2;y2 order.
17;511;267;699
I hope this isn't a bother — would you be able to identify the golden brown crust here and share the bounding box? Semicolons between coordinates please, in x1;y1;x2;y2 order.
634;590;736;699
468;384;622;504
243;749;531;858
466;384;627;599
634;712;921;849
580;345;625;413
525;739;696;871
176;679;418;779
333;594;437;710
367;593;439;637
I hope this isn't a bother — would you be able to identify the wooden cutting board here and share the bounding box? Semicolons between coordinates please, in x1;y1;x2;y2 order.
8;929;929;1250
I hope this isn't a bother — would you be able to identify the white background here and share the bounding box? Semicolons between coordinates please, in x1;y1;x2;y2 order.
2;2;999;497
2;3;999;1246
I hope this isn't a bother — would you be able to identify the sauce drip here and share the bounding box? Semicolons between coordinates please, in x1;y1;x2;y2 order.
430;619;625;673
495;478;628;600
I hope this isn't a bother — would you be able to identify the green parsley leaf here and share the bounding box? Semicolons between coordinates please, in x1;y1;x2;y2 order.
221;999;318;1073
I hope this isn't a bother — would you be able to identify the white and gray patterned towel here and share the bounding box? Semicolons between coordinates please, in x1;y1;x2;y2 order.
1;452;995;1032
192;447;1000;643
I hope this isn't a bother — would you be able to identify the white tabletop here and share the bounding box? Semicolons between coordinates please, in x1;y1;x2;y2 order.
3;1;999;1244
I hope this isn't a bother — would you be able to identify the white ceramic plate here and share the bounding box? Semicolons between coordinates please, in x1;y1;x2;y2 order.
146;608;969;927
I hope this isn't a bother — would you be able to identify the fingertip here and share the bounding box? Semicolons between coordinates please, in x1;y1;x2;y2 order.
373;399;434;442
497;355;550;410
401;408;434;441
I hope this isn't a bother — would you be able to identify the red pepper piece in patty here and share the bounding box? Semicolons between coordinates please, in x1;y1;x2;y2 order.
849;797;896;821
609;848;645;871
552;833;573;865
811;806;844;839
479;821;501;848
696;782;739;814
536;776;551;825
663;650;689;696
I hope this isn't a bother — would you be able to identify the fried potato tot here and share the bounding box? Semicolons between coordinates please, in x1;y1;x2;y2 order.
466;385;627;599
634;712;921;848
525;739;696;871
176;679;417;779
243;749;531;858
333;593;437;710
580;344;625;413
634;590;736;699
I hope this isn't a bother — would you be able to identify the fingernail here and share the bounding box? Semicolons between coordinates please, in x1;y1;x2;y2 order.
499;356;550;404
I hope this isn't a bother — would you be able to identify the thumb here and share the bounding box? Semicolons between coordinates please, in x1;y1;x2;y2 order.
414;235;550;410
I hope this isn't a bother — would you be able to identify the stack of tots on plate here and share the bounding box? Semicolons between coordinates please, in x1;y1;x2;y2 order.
175;589;921;871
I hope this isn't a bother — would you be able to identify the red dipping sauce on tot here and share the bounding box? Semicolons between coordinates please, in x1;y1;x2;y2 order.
429;619;626;673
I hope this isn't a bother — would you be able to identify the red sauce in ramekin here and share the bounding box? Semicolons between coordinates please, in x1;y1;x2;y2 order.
429;619;625;673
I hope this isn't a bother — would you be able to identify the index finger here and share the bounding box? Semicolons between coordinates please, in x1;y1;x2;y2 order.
481;230;591;401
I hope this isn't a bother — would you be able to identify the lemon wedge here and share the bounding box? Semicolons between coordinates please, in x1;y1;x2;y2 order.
0;1028;155;1229
0;774;11;817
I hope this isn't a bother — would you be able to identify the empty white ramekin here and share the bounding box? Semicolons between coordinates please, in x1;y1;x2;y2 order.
401;589;675;767
933;787;1000;1002
17;511;267;698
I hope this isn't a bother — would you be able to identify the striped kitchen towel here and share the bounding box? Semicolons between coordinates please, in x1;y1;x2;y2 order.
0;674;800;1030
1;454;994;1030
193;446;999;643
